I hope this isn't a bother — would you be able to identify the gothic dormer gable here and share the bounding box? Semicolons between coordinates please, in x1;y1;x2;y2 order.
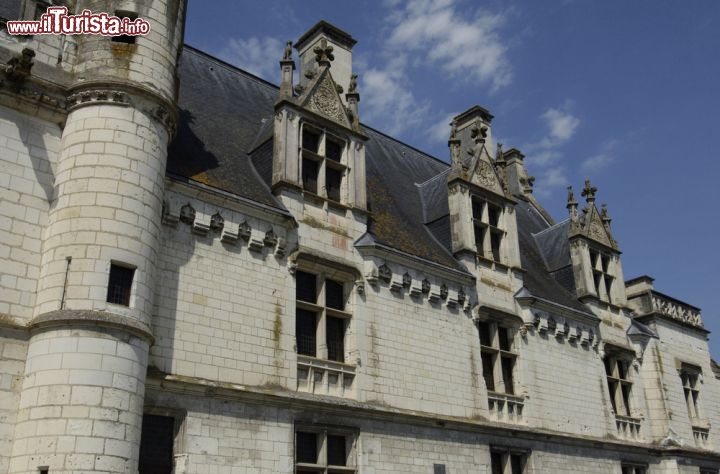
464;125;506;196
567;180;618;251
297;62;353;129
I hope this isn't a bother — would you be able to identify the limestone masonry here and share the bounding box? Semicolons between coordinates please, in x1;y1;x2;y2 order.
0;1;718;473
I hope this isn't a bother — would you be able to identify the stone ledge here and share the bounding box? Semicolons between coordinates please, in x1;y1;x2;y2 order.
30;309;154;343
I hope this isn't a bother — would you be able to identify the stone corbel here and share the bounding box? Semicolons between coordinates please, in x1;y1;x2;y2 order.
162;199;180;226
264;229;278;247
409;281;423;297
534;312;548;334
580;328;592;347
247;228;265;252
238;221;251;241
192;210;211;235
179;203;195;225
446;289;459;308
221;221;240;244
378;264;392;284
355;279;365;295
365;261;379;286
389;276;404;293
427;284;442;303
275;236;287;257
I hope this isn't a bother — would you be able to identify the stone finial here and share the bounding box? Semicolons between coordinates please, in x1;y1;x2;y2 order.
581;179;597;203
4;48;35;85
282;40;293;61
279;40;295;99
313;38;334;65
495;142;505;163
348;73;358;93
566;185;578;218
600;203;612;229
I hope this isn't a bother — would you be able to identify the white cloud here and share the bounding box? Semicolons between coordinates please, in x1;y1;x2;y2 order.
219;36;284;81
533;166;568;199
581;153;614;172
427;112;457;144
385;0;512;91
541;108;580;142
580;138;620;172
361;60;431;136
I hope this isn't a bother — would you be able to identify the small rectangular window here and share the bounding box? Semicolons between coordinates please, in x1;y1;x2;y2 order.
112;11;137;44
302;128;321;153
325;138;343;162
138;415;174;474
501;356;515;395
326;316;345;363
296;431;318;464
488;204;501;227
472;199;484;220
326;166;342;202
481;352;495;392
296;271;317;303
326;434;347;466
490;231;502;262
296;309;317;357
325;279;344;310
478;322;492;346
491;452;504;474
302;158;319;194
107;264;134;306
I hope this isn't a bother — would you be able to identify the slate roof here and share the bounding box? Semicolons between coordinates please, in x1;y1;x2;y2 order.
168;46;591;312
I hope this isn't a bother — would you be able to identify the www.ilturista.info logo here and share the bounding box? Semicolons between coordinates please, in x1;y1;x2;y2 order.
6;7;150;36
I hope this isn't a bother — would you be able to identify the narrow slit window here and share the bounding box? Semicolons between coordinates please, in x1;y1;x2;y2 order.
302;158;319;194
107;264;134;306
296;309;317;357
326;167;342;202
296;431;318;464
326;316;345;362
326;434;347;466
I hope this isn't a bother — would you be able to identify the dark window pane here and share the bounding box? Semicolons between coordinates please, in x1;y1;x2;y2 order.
472;200;483;220
603;357;612;376
296;431;318;464
327;434;347;466
296;271;317;303
138;415;174;474
107;264;134;306
490;231;502;261
302;129;320;153
511;454;524;474
326;139;343;162
296;310;317;357
491;452;504;474
433;464;447;474
608;381;618;413
326;167;342;201
475;225;485;251
617;360;628;380
498;327;511;351
488;204;501;227
481;352;495;392
501;356;514;395
325;279;344;310
478;322;492;347
302;158;318;194
326;316;345;362
621;383;632;416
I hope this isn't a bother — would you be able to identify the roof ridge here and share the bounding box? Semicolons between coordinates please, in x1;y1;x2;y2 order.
532;217;570;237
415;168;450;187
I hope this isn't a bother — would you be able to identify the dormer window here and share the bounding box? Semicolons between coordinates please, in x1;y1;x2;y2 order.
301;124;347;203
473;197;504;263
589;249;614;302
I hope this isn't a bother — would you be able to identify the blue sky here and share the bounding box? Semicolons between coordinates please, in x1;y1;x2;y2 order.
184;1;720;357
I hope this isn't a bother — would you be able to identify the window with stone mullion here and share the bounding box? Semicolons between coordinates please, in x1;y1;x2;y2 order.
295;270;349;363
295;428;355;473
478;321;516;395
472;197;504;262
604;353;633;417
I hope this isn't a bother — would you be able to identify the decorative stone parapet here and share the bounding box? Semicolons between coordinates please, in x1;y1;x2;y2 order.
297;354;356;398
487;391;525;424
650;292;703;328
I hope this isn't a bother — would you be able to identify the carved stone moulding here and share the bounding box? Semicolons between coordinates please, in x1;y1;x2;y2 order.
67;88;130;110
163;198;287;257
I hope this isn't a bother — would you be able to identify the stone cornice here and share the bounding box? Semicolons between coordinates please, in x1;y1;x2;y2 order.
145;371;720;461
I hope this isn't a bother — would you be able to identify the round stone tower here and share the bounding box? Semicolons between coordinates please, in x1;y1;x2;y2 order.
10;1;185;473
